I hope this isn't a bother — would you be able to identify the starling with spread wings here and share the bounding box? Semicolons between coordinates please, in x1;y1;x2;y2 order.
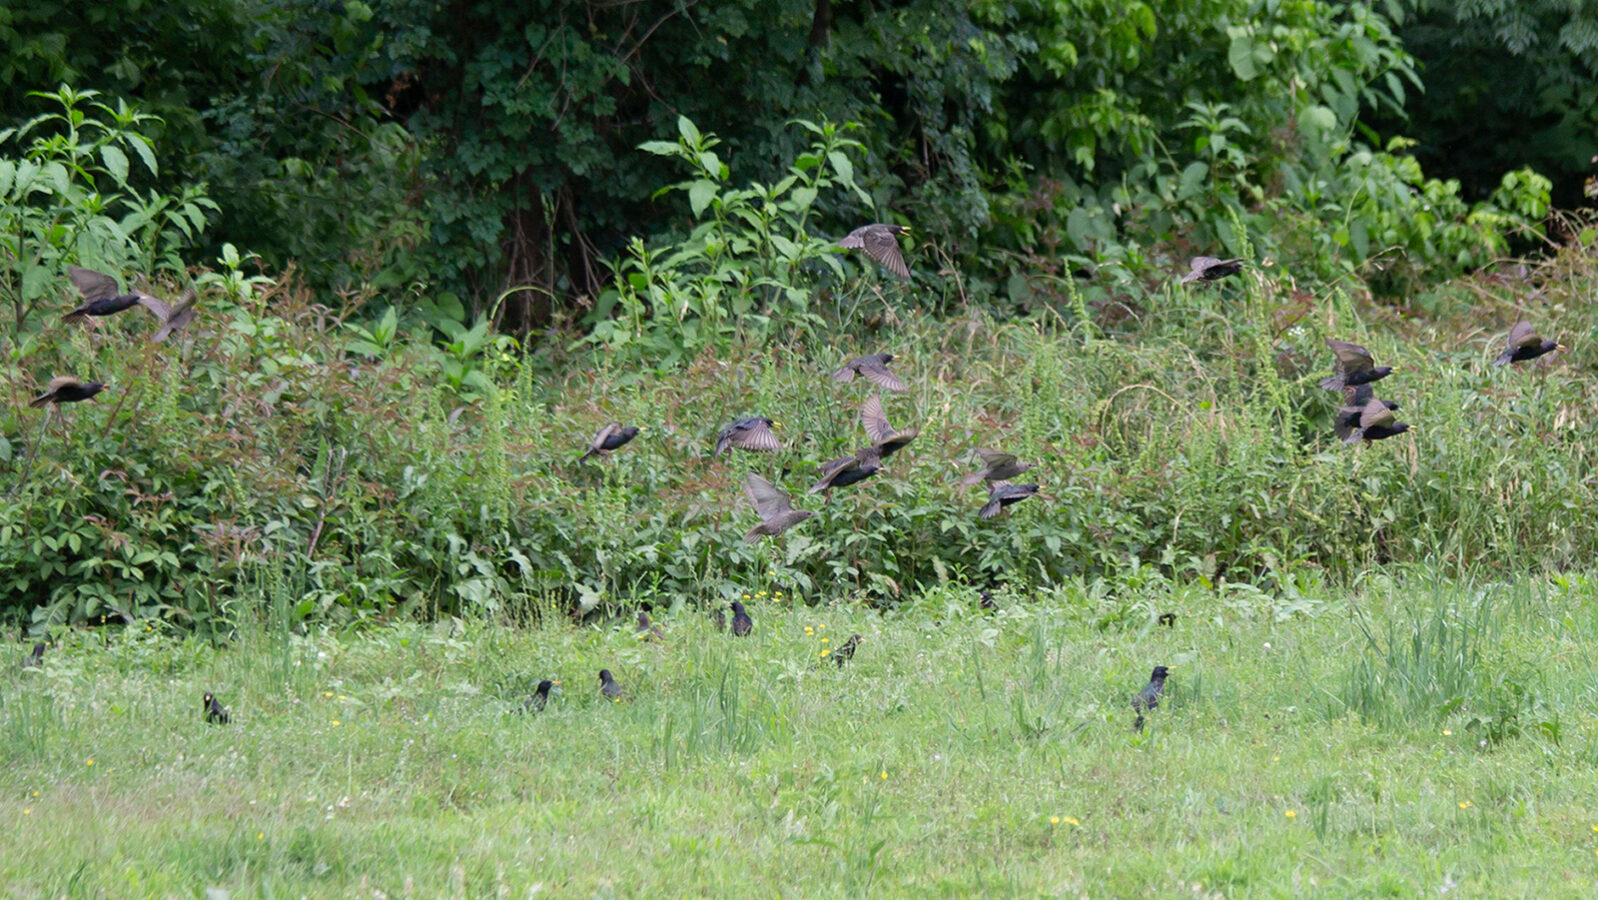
832;353;906;391
959;449;1034;486
742;473;814;543
808;446;883;498
1337;397;1412;445
859;395;918;460
579;422;640;461
1493;318;1564;366
1318;339;1393;391
979;481;1040;519
715;417;781;455
29;376;106;408
1178;256;1244;285
838;224;911;278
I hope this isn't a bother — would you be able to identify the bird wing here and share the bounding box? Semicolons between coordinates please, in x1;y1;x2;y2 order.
975;449;1018;467
745;473;795;519
837;226;869;249
860;395;896;444
67;266;120;302
731;420;782;452
46;375;82;392
151;289;198;342
136;293;171;321
1507;318;1541;350
1326;339;1375;374
1358;397;1396;430
858;358;905;391
830;363;857;383
863;228;909;278
1179;256;1219;284
590;422;622;451
1342;383;1375;407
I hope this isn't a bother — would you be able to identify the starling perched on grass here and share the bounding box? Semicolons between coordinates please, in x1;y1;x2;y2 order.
29;376;106;408
1179;256;1244;284
520;679;557;713
598;669;624;701
978;590;999;612
203;691;230;725
20;642;45;669
1333;384;1399;443
1337;397;1412;445
743;473;814;543
580;422;640;461
960;449;1034;486
635;611;664;641
1493;318;1564;366
859;395;918;460
1157;612;1177;628
838;224;911;278
1319;340;1393;391
139;285;199;343
979;481;1040;519
1132;665;1169;732
831;633;862;667
808;446;883;497
715;417;782;455
731;600;753;637
832;353;906;391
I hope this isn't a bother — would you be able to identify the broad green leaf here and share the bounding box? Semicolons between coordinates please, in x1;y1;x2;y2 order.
677;116;701;145
1178;161;1209;200
688;180;717;217
827;150;854;184
1228;36;1258;80
100;145;129;184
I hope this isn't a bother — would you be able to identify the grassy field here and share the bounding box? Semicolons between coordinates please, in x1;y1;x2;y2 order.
5;573;1598;897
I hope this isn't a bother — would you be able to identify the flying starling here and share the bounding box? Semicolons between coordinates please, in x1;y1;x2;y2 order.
715;417;782;455
1337;397;1412;445
20;642;45;669
1333;385;1399;443
831;633;862;667
960;449;1034;486
808;446;883;498
743;473;814;543
28;376;106;408
859;395;918;460
203;691;230;725
520;679;557;713
731;600;753;637
1493;318;1564;366
832;354;906;391
1179;256;1244;285
1132;665;1169;732
979;481;1041;519
1319;339;1393;391
138;285;199;343
63;266;144;321
635;611;664;641
598;669;624;701
580;422;640;461
838;224;911;278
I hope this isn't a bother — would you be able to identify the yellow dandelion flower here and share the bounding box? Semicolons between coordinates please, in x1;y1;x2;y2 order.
742;593;751;599
85;759;94;767
880;771;888;780
1284;810;1295;819
1063;817;1081;826
257;832;264;840
1050;816;1060;825
31;791;39;797
821;637;829;643
1458;801;1472;809
331;720;341;727
818;624;826;630
323;691;334;698
1442;729;1452;736
820;649;830;657
1272;756;1280;762
22;808;32;815
337;695;346;701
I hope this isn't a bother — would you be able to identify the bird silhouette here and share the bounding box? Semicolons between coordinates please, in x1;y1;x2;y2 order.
598;669;625;701
635;611;664;641
1493;318;1564;366
521;679;557;713
838;224;911;278
138;285;199;342
203;691;230;725
20;642;45;669
1178;256;1244;284
832;354;906;391
1319;340;1393;391
1132;666;1169;732
960;449;1034;486
859;395;918;460
979;481;1040;519
715;417;782;455
831;633;862;667
580;422;641;461
808;446;883;499
731;601;753;637
29;376;106;408
1337;397;1412;445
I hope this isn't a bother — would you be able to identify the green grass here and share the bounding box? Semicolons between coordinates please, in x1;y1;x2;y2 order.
6;574;1598;896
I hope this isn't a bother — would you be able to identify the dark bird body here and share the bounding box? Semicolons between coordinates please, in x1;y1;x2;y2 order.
979;481;1040;519
636;611;663;641
29;376;106;408
960;449;1034;486
715;417;781;455
20;642;45;668
1333;384;1399;442
580;422;640;461
1319;340;1393;391
1157;612;1177;628
1132;665;1169;732
1493;318;1563;366
1179;256;1244;284
1337;397;1412;445
838;224;911;278
66;266;195;339
809;446;883;497
599;669;624;700
731;601;753;637
832;353;906;391
203;691;230;725
521;679;556;713
832;633;862;667
743;473;814;542
859;395;918;460
979;590;998;612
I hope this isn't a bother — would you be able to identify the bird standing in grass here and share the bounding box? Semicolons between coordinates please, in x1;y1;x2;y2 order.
1319;340;1393;391
1493;318;1564;366
979;590;998;612
203;691;230;725
960;449;1034;486
580;422;640;461
731;601;753;637
743;473;814;543
29;376;106;408
831;633;862;667
832;354;906;391
20;643;45;669
636;611;664;641
715;417;782;455
598;669;624;701
521;679;557;713
859;395;918;460
1179;256;1244;284
1132;666;1169;732
838;224;911;278
979;482;1040;519
808;446;883;499
1337;397;1412;445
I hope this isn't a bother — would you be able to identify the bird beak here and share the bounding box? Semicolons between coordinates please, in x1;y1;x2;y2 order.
1557;344;1568;352
772;421;783;430
553;681;563;686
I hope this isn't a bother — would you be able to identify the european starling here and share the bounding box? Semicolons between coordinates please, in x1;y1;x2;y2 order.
1337;397;1412;445
1493;318;1564;366
978;590;999;612
979;481;1041;519
1179;256;1244;284
29;376;106;408
1333;385;1399;443
832;353;906;391
63;266;144;321
859;395;919;460
743;473;814;543
1132;665;1169;732
808;446;883;497
521;679;557;713
203;691;230;725
731;600;753;637
1319;339;1393;391
715;417;782;455
838;224;911;278
831;633;862;667
598;669;624;701
960;449;1034;486
635;610;664;641
580;422;641;461
20;642;45;668
138;285;199;343
1157;612;1177;628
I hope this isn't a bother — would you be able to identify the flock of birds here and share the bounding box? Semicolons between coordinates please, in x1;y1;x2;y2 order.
16;226;1570;732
